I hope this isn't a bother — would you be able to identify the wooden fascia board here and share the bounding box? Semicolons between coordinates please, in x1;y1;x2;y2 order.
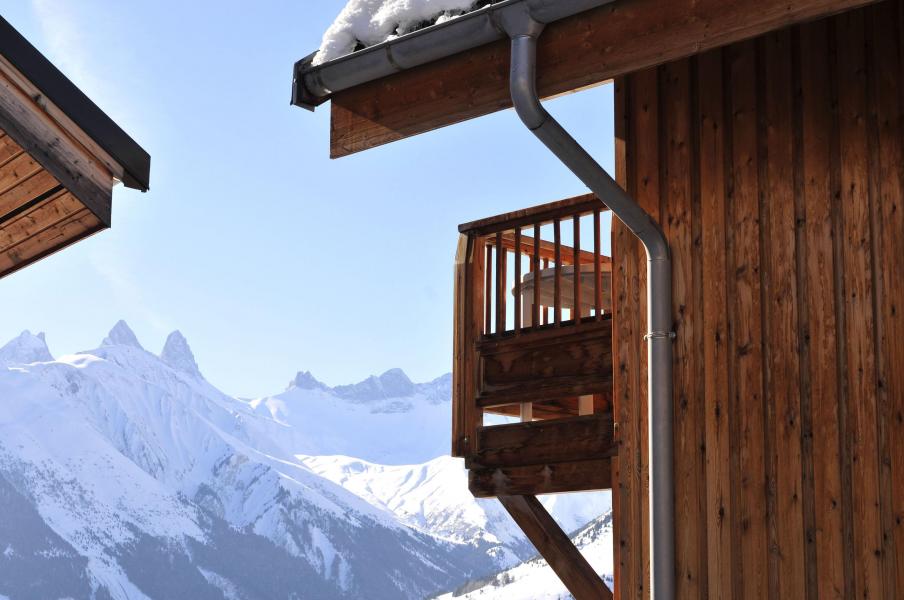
0;67;113;226
329;0;878;158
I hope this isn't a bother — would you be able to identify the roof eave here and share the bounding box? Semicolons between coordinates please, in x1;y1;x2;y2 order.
292;0;613;110
0;16;151;191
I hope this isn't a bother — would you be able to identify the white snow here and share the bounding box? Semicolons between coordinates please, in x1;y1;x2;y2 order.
198;568;243;600
314;0;480;64
0;322;613;597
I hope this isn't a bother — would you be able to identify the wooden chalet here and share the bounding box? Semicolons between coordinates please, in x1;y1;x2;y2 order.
293;0;904;598
0;16;149;279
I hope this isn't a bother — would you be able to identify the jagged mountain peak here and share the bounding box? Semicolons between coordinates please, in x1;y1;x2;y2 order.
375;368;415;395
0;330;53;366
332;368;415;401
287;370;328;391
160;330;200;377
101;320;143;350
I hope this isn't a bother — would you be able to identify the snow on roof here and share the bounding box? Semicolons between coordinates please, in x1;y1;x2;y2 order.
314;0;484;65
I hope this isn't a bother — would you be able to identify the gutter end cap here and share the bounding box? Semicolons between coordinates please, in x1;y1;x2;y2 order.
292;53;327;111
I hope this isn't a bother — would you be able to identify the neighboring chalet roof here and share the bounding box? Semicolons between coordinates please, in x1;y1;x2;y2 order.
0;17;149;191
292;0;879;158
0;16;150;279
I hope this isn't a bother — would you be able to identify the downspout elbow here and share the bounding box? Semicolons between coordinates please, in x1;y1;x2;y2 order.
508;40;547;130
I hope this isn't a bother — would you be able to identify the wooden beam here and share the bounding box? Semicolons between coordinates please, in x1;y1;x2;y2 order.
476;317;613;407
472;413;616;469
0;62;112;225
498;232;613;269
452;234;469;457
498;495;612;600
469;458;612;497
0;55;124;184
0;203;103;278
330;0;878;158
482;392;611;419
459;193;601;234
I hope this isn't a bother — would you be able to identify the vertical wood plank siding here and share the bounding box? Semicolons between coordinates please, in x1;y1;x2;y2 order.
612;2;904;598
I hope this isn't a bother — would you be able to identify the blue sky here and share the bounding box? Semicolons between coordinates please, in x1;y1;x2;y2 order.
0;1;614;397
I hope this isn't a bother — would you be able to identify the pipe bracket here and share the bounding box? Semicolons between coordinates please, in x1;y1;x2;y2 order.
644;331;677;341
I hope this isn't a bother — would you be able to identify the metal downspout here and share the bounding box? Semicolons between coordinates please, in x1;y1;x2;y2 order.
498;8;675;600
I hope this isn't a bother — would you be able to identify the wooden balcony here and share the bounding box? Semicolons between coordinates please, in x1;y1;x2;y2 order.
452;194;616;499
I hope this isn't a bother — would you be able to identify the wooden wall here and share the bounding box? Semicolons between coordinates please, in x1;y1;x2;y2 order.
612;1;904;598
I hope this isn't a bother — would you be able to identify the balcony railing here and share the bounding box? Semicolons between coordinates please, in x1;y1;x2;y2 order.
452;194;617;497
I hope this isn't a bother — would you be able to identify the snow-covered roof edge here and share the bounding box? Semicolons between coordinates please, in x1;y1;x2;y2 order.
314;0;487;65
292;0;610;110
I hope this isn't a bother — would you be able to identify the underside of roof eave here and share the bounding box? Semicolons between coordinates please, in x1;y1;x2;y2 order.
0;16;151;192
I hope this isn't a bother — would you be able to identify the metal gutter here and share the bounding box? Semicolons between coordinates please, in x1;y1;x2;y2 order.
292;0;611;110
0;16;150;191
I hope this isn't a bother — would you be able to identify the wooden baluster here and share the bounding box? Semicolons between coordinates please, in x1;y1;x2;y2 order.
495;232;505;334
533;223;541;328
554;218;562;326
542;258;550;325
594;209;602;319
514;228;522;333
485;240;492;334
573;214;581;325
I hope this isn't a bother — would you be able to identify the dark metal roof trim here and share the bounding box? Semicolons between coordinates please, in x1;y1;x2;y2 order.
0;16;151;191
292;0;612;111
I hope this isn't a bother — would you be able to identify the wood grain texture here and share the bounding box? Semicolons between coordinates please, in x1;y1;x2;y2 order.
0;128;106;280
835;10;885;599
328;0;881;158
760;29;806;600
871;4;904;597
696;47;733;600
798;19;846;600
473;413;616;469
0;203;102;278
469;458;612;498
452;234;469;457
0;67;112;224
613;3;903;597
476;318;613;407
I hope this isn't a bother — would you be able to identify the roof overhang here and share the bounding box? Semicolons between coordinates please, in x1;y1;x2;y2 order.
0;16;151;279
292;0;879;158
292;0;612;110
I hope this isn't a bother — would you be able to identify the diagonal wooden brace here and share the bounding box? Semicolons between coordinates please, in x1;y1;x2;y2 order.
498;494;612;600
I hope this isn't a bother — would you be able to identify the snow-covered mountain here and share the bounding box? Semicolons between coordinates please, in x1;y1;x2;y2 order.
247;368;452;465
0;323;611;599
433;512;615;600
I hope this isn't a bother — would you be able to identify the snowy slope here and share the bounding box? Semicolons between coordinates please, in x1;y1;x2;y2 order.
0;326;486;599
433;511;615;600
